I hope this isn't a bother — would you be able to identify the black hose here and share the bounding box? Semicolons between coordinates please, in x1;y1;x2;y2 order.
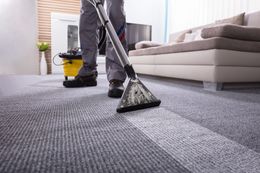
52;53;72;66
98;25;106;50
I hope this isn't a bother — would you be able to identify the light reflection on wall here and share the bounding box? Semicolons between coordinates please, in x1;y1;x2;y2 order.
168;0;260;33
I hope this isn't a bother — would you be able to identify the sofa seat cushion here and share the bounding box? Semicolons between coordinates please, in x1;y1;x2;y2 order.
215;12;245;25
129;49;260;67
201;24;260;41
129;37;260;57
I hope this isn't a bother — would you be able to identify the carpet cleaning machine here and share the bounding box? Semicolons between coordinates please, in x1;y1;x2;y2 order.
55;26;106;81
61;0;161;113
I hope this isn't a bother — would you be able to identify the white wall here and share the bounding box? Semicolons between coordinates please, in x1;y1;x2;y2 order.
248;0;260;12
0;0;38;75
168;0;260;33
125;0;166;43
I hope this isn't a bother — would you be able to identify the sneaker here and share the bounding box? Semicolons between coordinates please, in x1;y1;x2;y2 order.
108;80;124;98
63;74;97;88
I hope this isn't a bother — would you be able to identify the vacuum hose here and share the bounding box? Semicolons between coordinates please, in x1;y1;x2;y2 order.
98;26;106;50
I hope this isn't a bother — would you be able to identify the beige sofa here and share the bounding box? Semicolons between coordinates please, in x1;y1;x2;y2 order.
129;11;260;90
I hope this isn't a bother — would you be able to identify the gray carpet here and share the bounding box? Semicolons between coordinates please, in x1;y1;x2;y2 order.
0;75;260;173
141;76;260;153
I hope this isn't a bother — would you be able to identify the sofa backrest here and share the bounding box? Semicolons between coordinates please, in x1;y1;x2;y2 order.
168;23;212;43
244;11;260;27
168;11;260;43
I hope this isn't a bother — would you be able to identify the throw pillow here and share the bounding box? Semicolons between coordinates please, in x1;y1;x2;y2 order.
215;12;245;25
135;41;162;50
174;30;192;43
201;24;260;41
194;29;203;41
183;32;197;42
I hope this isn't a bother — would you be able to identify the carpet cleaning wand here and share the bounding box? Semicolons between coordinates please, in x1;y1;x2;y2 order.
91;0;161;113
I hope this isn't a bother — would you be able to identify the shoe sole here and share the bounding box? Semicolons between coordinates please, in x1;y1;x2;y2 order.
108;88;124;98
63;81;97;88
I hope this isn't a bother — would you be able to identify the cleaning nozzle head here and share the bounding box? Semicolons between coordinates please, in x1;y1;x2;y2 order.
117;78;161;113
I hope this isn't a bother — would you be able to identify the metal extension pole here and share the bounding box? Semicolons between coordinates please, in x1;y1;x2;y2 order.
90;0;161;113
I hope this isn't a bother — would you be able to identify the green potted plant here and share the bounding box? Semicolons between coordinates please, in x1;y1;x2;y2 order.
37;42;49;75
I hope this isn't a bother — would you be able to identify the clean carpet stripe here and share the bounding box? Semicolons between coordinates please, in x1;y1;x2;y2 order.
125;108;260;173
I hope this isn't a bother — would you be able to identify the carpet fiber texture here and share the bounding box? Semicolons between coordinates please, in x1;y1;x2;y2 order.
0;75;259;173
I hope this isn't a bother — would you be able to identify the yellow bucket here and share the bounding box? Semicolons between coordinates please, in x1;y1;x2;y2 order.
62;59;83;80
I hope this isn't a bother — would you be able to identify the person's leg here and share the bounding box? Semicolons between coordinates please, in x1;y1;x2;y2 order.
106;0;127;97
78;0;99;77
63;0;99;88
106;0;127;82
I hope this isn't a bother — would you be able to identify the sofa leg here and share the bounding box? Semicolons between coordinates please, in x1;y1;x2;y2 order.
203;82;223;91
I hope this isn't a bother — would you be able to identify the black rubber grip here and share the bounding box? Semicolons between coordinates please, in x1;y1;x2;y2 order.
124;64;136;79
